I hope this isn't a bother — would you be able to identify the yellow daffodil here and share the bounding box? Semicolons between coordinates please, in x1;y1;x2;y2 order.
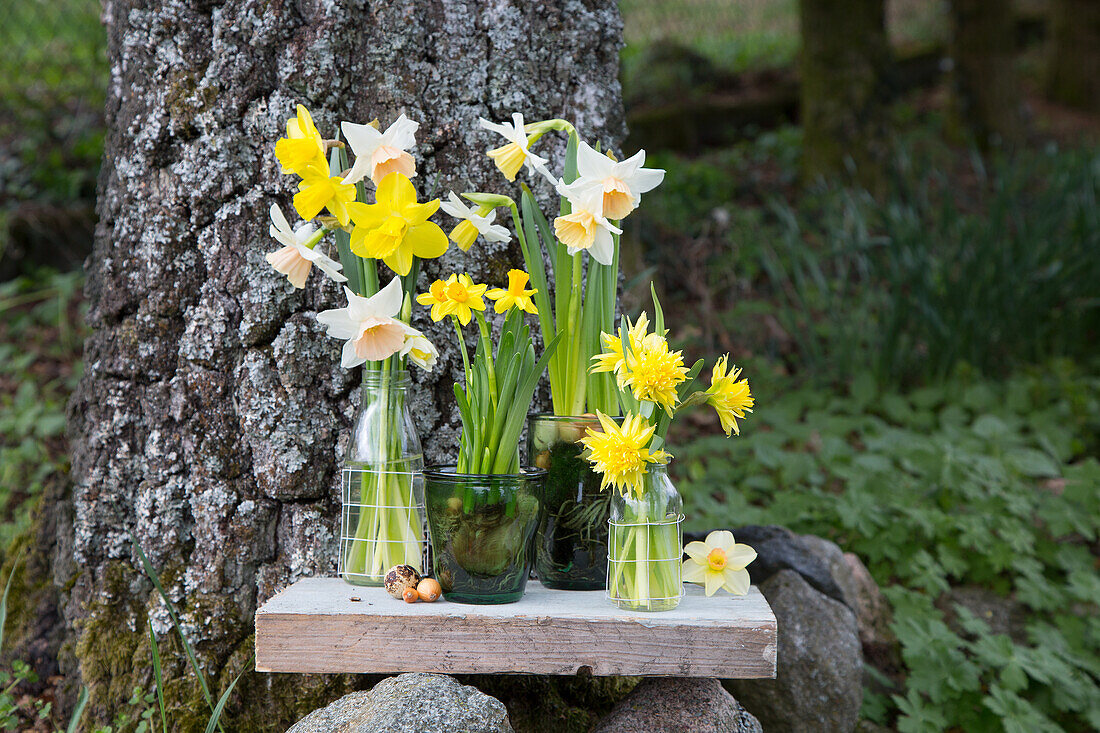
486;270;538;315
440;192;511;251
682;530;756;596
293;161;357;226
417;273;488;326
416;279;452;322
580;411;670;498
346;172;448;276
706;355;754;436
479;113;550;182
592;314;687;413
275;105;327;175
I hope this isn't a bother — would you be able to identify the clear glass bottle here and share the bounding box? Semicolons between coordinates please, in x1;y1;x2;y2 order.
607;465;684;611
339;370;426;586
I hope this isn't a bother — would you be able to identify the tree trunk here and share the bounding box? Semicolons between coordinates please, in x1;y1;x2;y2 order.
949;0;1026;147
798;0;891;189
34;0;625;727
1046;0;1100;113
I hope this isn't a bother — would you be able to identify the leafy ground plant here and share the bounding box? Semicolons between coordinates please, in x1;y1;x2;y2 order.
675;361;1100;731
0;270;86;547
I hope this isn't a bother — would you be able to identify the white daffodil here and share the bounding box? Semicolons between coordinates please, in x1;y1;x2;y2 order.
342;114;419;185
440;192;511;251
478;113;549;182
682;530;757;596
401;332;439;372
265;204;347;289
316;278;416;368
572;141;665;220
552;179;622;266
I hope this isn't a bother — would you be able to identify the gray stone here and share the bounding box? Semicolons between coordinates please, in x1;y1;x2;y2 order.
594;677;761;733
287;673;513;733
725;570;862;733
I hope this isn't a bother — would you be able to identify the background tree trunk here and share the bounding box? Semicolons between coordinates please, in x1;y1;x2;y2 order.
31;0;625;727
798;0;891;189
949;0;1026;147
1046;0;1100;113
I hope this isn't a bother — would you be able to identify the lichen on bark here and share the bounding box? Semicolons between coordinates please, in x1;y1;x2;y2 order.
40;0;627;727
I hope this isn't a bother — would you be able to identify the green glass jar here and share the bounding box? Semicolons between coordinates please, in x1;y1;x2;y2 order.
423;465;545;604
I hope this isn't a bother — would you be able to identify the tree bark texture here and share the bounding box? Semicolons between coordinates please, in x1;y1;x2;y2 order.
949;0;1026;147
1046;0;1100;113
798;0;891;189
50;0;625;727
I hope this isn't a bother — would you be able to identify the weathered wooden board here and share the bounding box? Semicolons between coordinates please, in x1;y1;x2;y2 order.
255;578;777;678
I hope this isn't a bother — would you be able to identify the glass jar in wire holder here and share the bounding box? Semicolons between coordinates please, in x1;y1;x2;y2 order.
606;465;685;611
339;369;428;586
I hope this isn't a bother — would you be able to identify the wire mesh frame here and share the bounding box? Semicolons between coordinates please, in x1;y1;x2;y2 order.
605;514;686;604
338;467;430;584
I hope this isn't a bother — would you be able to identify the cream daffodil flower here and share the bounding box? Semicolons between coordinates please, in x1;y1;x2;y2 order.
342;114;419;185
571;142;665;220
478;113;549;182
682;530;757;597
553;179;622;265
440;192;511;251
316;279;419;368
401;332;439;372
264;204;347;288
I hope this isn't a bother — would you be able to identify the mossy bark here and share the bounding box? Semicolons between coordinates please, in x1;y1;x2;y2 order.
949;0;1026;148
26;0;626;728
1046;0;1100;113
798;0;891;190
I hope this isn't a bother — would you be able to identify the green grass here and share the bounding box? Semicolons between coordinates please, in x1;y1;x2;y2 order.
0;270;86;548
674;362;1100;732
619;0;948;75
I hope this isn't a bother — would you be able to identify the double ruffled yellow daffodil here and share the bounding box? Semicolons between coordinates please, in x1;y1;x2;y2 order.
347;173;448;276
706;355;754;436
580;411;670;498
591;313;688;414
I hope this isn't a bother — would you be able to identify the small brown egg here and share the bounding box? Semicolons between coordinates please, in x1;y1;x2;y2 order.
384;564;421;599
402;587;419;603
417;577;442;602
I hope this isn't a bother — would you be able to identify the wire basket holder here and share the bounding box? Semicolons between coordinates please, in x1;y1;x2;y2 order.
605;514;686;610
339;466;429;586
